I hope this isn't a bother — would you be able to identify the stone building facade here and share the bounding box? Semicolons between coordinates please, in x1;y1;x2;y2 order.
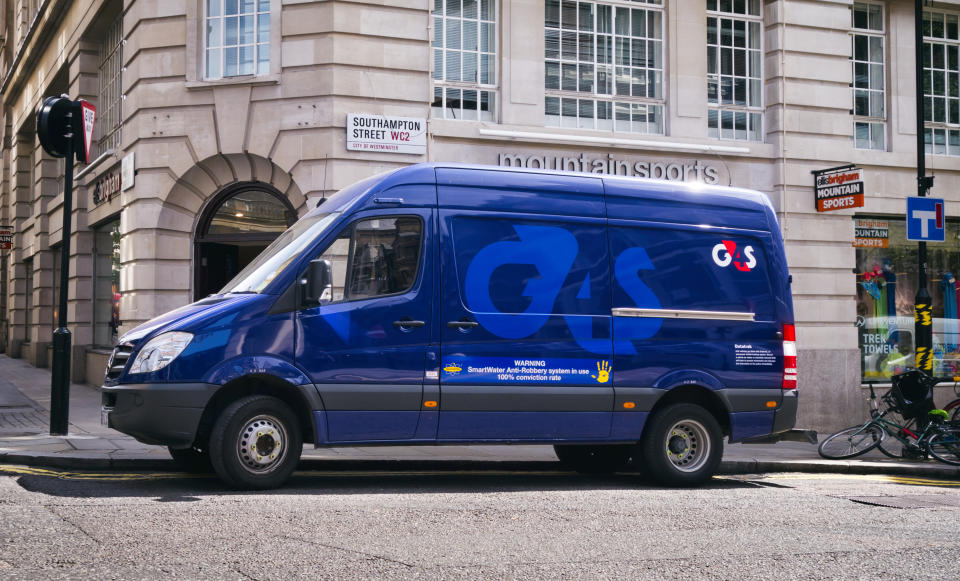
0;0;959;431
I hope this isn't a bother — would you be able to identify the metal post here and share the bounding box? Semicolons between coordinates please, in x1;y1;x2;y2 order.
50;118;74;436
914;0;933;373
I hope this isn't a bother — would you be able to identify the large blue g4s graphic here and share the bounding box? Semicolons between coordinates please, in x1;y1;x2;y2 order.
464;224;662;353
465;225;578;339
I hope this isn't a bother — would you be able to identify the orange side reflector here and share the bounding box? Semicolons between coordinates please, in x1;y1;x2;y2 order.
623;402;636;409
766;401;777;408
424;401;438;408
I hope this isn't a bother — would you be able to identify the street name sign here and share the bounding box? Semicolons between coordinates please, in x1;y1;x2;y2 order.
347;113;426;154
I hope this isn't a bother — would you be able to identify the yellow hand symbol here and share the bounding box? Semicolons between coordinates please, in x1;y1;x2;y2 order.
592;360;611;384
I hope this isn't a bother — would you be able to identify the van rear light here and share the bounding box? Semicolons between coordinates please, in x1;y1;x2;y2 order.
782;323;797;390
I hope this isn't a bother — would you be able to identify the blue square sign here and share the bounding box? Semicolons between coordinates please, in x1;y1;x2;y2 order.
906;197;945;242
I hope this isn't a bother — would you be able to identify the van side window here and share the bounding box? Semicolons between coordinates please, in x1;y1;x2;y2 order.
315;216;423;303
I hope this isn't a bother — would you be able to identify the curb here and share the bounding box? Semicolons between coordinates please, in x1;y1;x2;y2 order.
2;449;959;479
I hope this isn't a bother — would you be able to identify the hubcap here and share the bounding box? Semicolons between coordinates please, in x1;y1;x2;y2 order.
237;415;287;474
664;419;711;473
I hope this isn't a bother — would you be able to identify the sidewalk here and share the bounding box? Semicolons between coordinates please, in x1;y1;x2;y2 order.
1;354;958;479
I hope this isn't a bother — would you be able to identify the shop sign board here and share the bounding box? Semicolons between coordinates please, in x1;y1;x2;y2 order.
906;196;945;242
0;225;12;250
92;170;122;205
813;165;864;212
853;218;888;248
346;113;426;154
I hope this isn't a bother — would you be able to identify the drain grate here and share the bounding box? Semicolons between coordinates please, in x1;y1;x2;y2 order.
843;495;960;509
0;408;49;434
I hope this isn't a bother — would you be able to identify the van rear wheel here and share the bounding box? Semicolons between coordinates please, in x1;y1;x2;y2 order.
209;395;303;490
553;444;632;474
641;403;723;486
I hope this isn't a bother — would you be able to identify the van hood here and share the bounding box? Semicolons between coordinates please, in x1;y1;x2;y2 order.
117;294;260;346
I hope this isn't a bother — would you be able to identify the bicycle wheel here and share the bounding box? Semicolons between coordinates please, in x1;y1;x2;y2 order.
927;428;960;466
875;410;917;459
818;424;884;459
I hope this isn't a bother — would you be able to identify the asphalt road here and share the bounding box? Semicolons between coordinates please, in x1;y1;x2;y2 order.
0;464;958;580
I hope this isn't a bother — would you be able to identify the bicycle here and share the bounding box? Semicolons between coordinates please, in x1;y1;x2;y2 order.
876;377;960;458
818;383;960;465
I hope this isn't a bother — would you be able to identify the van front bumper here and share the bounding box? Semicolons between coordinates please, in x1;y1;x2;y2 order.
100;383;218;448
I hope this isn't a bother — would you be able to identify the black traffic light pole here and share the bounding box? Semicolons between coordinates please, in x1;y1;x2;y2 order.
914;0;933;373
38;95;93;436
49;113;74;436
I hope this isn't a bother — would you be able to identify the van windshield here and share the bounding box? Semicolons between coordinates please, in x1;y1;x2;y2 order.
219;212;340;294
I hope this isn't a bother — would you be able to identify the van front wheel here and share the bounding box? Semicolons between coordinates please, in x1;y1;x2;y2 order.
554;444;632;474
209;395;303;490
641;403;723;486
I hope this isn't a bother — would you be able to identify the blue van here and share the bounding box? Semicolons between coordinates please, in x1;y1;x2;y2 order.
101;163;799;489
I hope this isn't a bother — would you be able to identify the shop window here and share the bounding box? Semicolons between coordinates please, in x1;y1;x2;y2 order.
93;221;121;347
544;0;664;133
204;0;271;79
852;2;885;151
855;217;960;381
98;11;123;154
706;0;763;142
922;10;960;156
431;0;498;121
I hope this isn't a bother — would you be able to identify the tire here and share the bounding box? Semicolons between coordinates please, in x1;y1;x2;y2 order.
926;428;960;466
818;424;884;459
554;444;632;474
640;403;723;487
168;445;211;473
209;395;303;490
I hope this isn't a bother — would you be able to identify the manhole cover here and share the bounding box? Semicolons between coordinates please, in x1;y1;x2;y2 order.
844;495;960;509
0;408;49;434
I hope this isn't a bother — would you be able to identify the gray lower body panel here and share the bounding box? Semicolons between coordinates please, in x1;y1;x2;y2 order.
101;382;218;448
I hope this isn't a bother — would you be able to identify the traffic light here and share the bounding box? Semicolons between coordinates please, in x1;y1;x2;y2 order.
36;96;96;164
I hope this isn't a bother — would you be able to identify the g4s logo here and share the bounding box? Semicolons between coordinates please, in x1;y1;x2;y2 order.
712;240;756;272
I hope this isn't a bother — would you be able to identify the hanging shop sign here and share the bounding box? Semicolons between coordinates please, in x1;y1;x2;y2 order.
0;225;12;250
346;113;426;154
92;170;122;205
853;218;889;248
813;165;864;212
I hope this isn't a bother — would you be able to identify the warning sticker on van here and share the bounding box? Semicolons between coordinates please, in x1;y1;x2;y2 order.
734;344;777;367
441;357;612;385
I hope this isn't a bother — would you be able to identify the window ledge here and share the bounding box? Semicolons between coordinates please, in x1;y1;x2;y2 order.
186;74;280;90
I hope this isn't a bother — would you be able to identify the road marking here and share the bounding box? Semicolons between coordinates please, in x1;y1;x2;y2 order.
0;464;204;481
761;473;960;487
3;463;955;487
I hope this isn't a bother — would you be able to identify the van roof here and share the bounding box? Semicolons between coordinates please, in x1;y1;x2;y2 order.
317;163;777;230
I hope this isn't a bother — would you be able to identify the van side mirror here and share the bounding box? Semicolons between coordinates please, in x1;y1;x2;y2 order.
304;259;333;306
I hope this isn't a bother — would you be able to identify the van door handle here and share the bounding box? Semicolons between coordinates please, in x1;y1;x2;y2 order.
447;320;479;329
393;319;426;328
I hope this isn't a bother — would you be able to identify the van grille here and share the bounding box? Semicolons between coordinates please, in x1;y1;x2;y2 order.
105;344;134;382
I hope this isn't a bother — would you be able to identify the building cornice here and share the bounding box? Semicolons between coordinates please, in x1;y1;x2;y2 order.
0;0;69;101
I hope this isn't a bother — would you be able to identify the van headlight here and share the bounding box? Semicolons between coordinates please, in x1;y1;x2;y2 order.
128;332;193;374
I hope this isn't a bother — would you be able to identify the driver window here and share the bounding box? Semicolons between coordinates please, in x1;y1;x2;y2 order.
316;216;422;303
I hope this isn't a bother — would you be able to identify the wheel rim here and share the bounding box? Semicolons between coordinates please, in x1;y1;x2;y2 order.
236;414;288;475
664;419;710;473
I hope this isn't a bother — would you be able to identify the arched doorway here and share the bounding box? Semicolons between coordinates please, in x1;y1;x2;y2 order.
194;184;297;300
